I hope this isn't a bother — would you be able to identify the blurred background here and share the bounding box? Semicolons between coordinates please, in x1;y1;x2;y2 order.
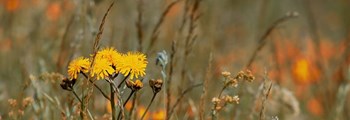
0;0;350;119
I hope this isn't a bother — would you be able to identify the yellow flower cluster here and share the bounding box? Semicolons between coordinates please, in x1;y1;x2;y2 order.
67;47;148;80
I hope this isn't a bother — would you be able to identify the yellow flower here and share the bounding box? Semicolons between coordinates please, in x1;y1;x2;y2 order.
118;52;147;79
96;47;123;71
67;57;90;80
90;58;115;80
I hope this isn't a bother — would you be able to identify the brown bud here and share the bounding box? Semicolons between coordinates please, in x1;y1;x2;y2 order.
134;80;143;90
126;80;135;89
126;80;143;91
60;78;76;91
149;79;163;93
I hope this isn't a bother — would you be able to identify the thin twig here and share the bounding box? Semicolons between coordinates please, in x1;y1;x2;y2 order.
56;16;75;72
80;2;115;119
118;73;130;88
166;39;177;118
167;83;203;119
211;85;228;119
72;89;82;103
246;12;298;69
129;93;137;119
124;91;135;107
199;52;212;120
72;89;94;120
177;0;202;117
92;1;115;53
259;82;273;120
141;93;157;120
117;90;135;120
147;0;181;52
81;72;111;101
115;86;125;120
136;0;144;51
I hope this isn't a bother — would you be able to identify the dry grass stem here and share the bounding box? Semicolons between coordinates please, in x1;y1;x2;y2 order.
246;11;298;69
147;0;181;52
168;83;203;120
199;52;212;120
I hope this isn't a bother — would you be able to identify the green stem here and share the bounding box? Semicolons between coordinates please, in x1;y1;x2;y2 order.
141;93;157;120
110;83;116;120
72;90;82;103
117;90;136;120
118;73;130;88
81;72;111;101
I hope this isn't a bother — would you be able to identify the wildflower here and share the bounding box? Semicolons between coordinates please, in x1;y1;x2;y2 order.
118;52;147;79
67;57;90;80
96;47;123;71
90;58;115;80
152;109;166;119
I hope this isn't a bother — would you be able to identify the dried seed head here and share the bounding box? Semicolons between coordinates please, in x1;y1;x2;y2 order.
225;77;238;87
211;97;221;104
222;95;233;103
244;70;255;82
8;99;17;107
246;75;255;82
236;71;245;79
222;95;239;104
22;97;34;108
221;71;231;78
126;80;144;91
149;79;163;93
60;77;76;91
232;95;240;104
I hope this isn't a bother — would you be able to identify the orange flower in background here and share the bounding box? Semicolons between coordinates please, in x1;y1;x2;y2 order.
137;106;149;119
152;109;165;119
307;97;324;116
125;101;132;111
292;57;320;85
46;2;61;21
5;0;20;12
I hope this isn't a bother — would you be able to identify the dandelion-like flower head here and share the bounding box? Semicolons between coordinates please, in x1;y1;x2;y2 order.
90;58;115;80
118;52;147;79
96;47;123;71
67;57;90;80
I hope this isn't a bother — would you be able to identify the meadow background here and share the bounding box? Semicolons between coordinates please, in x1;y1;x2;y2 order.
0;0;350;119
